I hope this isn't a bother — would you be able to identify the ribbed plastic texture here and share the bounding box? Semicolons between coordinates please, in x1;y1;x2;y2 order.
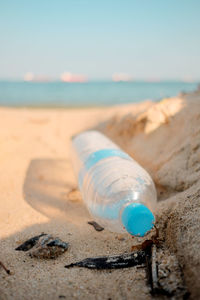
71;130;157;236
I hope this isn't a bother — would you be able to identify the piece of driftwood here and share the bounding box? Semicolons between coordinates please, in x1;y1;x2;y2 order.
88;221;104;232
16;234;69;259
65;250;146;269
0;261;10;274
146;244;159;292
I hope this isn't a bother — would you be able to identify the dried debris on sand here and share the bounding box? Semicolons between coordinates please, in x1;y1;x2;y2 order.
0;261;11;274
65;226;188;298
65;250;147;270
87;221;104;232
16;234;69;259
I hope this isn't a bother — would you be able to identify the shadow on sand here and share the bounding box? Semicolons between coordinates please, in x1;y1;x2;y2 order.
23;158;90;225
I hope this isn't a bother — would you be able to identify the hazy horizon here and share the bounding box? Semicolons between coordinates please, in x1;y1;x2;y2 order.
0;78;199;83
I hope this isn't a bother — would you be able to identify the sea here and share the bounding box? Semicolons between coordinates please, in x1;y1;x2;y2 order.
0;81;199;108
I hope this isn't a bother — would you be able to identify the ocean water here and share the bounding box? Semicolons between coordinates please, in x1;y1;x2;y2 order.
0;81;198;107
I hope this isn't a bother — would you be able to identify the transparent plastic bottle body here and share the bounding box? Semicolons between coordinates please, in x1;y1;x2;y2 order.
71;130;157;236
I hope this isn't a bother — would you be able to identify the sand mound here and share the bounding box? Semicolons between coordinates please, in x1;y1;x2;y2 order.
97;91;200;298
1;92;199;299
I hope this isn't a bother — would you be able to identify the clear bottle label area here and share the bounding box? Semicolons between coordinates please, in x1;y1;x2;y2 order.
78;148;132;188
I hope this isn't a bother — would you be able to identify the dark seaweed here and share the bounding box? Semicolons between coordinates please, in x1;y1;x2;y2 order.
65;250;146;269
88;221;104;232
15;233;47;251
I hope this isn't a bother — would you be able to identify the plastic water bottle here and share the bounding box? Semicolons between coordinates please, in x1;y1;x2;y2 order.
71;130;157;237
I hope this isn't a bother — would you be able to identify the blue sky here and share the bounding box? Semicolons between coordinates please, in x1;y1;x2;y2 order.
0;0;200;80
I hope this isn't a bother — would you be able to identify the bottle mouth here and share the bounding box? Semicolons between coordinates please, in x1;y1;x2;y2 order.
121;203;155;237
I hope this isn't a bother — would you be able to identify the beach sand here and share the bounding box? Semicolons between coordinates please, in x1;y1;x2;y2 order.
0;91;200;299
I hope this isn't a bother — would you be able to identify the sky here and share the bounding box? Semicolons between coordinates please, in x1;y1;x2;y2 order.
0;0;200;81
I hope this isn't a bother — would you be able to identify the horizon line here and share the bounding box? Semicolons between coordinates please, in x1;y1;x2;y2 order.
0;78;199;83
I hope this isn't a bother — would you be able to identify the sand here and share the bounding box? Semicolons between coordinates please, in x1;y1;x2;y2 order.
0;90;200;299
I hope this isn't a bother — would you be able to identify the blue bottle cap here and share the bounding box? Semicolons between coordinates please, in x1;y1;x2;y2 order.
121;203;155;237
